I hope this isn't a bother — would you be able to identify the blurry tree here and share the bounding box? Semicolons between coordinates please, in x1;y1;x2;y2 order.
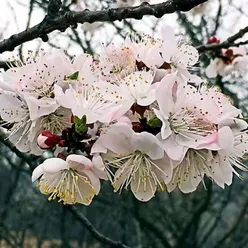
1;0;248;247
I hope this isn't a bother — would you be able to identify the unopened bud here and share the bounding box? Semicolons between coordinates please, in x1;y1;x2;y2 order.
224;49;233;57
207;36;220;44
37;131;61;149
59;140;66;147
132;122;143;132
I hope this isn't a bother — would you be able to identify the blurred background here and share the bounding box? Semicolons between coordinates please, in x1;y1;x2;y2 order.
1;0;248;247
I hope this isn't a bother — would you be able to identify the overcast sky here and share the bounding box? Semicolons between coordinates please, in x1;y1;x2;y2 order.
1;0;248;60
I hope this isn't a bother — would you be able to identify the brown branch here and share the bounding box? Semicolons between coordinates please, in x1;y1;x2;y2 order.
0;0;208;54
197;26;248;52
0;131;39;171
67;205;130;248
212;199;248;248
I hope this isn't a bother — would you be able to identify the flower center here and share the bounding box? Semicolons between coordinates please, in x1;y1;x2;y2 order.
170;149;211;189
36;82;55;99
38;169;96;205
169;107;217;138
105;151;166;193
40;109;71;134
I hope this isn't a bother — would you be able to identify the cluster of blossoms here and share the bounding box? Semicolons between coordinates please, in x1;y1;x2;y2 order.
1;25;248;205
206;36;248;78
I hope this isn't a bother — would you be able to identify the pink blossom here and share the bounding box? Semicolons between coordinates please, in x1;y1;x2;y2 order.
154;74;231;161
206;47;248;78
2;51;72;120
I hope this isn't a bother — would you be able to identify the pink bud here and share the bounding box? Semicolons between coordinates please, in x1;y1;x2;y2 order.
59;140;66;147
207;36;220;44
37;131;61;149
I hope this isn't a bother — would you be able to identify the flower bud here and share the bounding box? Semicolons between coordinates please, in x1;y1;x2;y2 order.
224;49;233;57
207;36;220;44
37;131;61;149
59;140;66;147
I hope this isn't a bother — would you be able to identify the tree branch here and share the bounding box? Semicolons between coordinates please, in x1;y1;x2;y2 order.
197;26;248;52
0;131;39;170
212;199;248;248
67;205;130;248
0;0;208;54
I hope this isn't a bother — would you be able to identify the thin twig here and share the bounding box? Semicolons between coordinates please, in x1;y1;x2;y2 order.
197;26;248;52
67;205;130;248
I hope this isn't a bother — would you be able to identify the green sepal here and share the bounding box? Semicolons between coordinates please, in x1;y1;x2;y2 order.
74;115;87;133
65;71;79;81
147;116;162;128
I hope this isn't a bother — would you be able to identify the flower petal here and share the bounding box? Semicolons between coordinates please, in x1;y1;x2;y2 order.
92;154;109;180
42;158;69;173
83;169;101;195
98;123;134;155
152;156;173;184
156;73;177;117
66;154;93;171
179;44;199;66
131;132;164;160
157;133;188;162
32;165;44;182
131;172;156;202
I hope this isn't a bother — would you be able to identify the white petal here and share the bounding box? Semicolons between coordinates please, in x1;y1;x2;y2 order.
32;165;44;182
99;123;134;155
54;84;71;109
218;155;233;186
205;158;225;188
156;73;177;117
25;95;59;120
67;154;93;171
205;59;219;78
188;74;203;85
29;139;44;156
9;129;30;153
82;169;101;195
91;138;108;154
219;118;248;133
42;158;69;173
161;25;177;62
179;44;199;66
131;171;156;202
0;89;26;121
73;53;93;72
74;170;100;205
158;133;188;162
131;132;164;160
217;126;234;150
152;156;173;184
92;154;108;180
153;109;172;139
